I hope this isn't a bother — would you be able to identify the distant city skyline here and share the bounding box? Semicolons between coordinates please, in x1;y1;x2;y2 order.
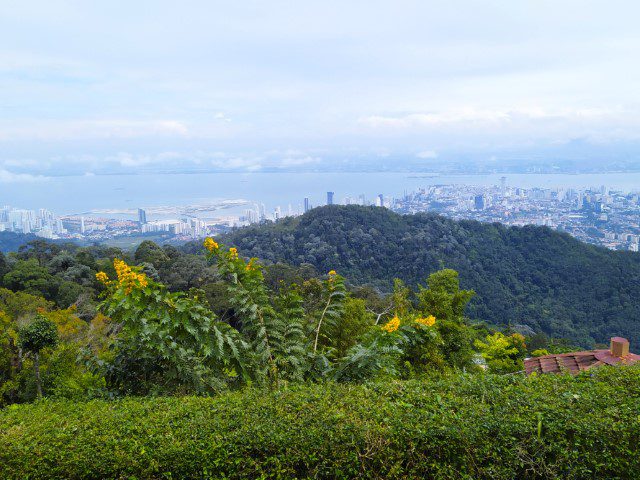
4;176;640;252
2;2;640;180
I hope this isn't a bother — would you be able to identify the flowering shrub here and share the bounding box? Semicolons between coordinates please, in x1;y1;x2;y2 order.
382;315;400;333
97;258;245;395
93;240;482;393
415;315;436;327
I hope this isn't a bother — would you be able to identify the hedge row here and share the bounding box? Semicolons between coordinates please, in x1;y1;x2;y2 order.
1;366;640;479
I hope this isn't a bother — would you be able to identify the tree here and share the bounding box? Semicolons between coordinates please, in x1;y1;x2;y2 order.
418;269;475;322
391;279;412;317
16;240;62;264
47;253;78;274
0;310;18;402
18;315;59;398
134;241;169;268
0;252;9;280
327;297;372;358
55;281;85;308
3;258;58;300
475;332;527;373
0;287;52;319
418;269;476;370
311;271;346;355
161;255;214;291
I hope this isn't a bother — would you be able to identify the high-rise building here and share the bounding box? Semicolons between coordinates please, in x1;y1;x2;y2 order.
138;208;147;225
376;194;384;207
327;192;334;205
500;176;507;196
80;216;86;234
474;195;485;210
304;197;310;213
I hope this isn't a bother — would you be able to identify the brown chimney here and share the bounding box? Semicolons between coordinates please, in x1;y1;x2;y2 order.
610;337;630;357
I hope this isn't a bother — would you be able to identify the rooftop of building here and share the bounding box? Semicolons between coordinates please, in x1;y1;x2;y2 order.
524;337;640;375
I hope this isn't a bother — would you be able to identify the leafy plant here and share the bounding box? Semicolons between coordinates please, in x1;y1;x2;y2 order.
18;315;59;397
97;259;245;395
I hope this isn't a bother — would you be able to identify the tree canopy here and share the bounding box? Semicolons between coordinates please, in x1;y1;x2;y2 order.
219;205;640;347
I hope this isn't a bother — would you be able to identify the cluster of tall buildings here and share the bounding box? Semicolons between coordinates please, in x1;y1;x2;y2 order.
240;192;389;225
139;212;207;237
0;206;65;238
393;181;640;251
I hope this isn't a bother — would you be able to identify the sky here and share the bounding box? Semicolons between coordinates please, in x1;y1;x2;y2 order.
2;0;640;177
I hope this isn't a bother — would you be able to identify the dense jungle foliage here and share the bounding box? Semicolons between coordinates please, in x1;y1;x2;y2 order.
216;205;640;346
1;233;544;404
2;366;639;479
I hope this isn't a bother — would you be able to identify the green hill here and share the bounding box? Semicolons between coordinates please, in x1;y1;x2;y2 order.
220;205;640;347
0;232;39;253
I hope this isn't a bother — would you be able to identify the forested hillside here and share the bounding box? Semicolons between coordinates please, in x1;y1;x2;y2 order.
0;232;38;253
219;205;640;346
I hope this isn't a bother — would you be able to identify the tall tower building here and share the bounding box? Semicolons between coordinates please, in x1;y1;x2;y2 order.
304;197;310;213
138;208;147;225
327;192;334;205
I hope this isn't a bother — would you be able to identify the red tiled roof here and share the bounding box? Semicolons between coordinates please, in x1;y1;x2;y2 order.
524;349;640;375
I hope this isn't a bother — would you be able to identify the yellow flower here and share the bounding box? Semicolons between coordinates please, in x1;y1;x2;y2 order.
229;247;238;259
112;259;148;294
415;315;436;327
203;237;219;252
328;270;337;276
95;271;109;284
382;315;401;333
246;259;255;271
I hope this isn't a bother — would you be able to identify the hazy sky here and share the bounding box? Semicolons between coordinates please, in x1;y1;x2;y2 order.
2;1;640;176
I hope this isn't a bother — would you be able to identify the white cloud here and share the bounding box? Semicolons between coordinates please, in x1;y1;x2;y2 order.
416;150;438;159
0;169;47;183
359;107;621;129
279;155;321;167
0;119;189;141
211;156;264;171
2;1;640;167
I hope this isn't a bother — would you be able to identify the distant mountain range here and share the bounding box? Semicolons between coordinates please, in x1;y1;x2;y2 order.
219;205;640;347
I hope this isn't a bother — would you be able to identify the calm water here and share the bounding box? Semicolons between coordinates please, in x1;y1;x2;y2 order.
2;171;640;218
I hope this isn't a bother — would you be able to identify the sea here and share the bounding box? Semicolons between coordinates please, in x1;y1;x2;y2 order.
2;171;640;219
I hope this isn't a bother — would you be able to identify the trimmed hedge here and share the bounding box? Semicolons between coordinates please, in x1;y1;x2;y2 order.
1;367;640;479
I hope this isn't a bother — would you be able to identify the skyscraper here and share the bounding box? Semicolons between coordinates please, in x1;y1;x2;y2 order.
327;192;334;205
304;197;310;213
138;208;147;225
474;195;485;210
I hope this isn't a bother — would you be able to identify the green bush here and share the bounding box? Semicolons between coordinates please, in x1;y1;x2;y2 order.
1;366;639;479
